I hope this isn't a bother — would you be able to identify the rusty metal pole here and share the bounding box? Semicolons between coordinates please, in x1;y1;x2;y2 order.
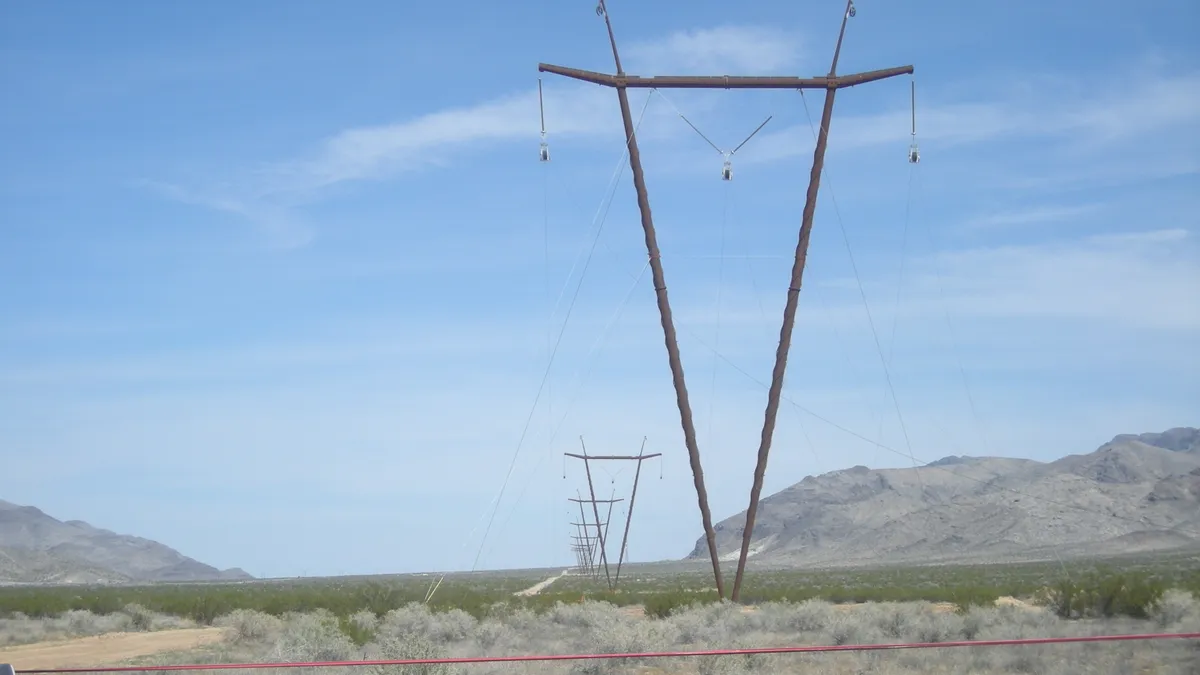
575;494;596;576
571;523;589;573
579;437;613;588
601;488;617;588
613;437;647;586
730;0;856;603
596;0;727;600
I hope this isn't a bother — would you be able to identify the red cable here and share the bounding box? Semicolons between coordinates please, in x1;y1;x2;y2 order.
15;632;1199;673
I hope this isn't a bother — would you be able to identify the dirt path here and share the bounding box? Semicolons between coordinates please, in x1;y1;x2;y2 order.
0;628;226;670
513;569;569;597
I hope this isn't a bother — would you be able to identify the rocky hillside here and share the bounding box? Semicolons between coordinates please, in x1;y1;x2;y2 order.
687;427;1200;567
0;500;252;584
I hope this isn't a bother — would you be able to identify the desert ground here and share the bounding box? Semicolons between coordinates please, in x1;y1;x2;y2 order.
1;578;1197;675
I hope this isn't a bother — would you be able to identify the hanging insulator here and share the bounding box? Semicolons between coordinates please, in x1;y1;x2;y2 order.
848;1;857;18
538;78;550;162
721;159;733;181
907;79;919;164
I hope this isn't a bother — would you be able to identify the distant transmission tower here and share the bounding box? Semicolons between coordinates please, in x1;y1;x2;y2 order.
565;436;660;590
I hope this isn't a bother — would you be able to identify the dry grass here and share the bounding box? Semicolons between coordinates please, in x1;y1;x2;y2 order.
0;605;192;647
19;589;1186;675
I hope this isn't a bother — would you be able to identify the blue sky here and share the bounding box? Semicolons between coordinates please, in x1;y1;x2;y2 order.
1;0;1197;579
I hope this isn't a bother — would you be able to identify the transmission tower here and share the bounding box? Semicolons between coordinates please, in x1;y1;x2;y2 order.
565;436;660;590
539;0;914;601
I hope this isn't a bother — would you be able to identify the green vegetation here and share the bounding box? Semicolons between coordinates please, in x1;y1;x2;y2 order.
1;552;1196;626
1044;566;1189;620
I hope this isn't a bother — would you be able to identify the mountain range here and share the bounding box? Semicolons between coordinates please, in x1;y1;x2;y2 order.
0;501;252;585
687;427;1200;567
6;426;1197;584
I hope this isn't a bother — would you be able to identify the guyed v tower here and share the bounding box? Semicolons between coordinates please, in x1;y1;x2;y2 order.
538;0;916;601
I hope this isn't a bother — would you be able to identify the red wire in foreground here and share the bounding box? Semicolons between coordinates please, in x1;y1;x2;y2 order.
16;632;1199;673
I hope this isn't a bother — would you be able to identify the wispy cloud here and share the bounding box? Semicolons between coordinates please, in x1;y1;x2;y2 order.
835;227;1200;332
625;25;804;74
963;203;1104;231
142;85;618;247
1054;71;1200;144
139;179;316;249
1085;228;1191;246
930;229;1198;330
135;24;837;247
269;89;617;193
655;226;1200;359
746;69;1200;163
143;34;747;247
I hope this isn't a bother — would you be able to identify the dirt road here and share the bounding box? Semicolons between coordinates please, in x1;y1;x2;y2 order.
0;628;226;670
513;569;569;597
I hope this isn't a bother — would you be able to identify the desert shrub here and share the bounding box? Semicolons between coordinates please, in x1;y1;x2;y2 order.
914;612;963;643
427;608;475;643
570;619;676;675
869;602;915;639
339;611;377;647
1046;578;1077;618
217;608;281;643
960;607;989;640
374;603;475;645
472;618;514;651
372;633;459;675
643;590;716;619
549;600;625;630
357;582;405;618
790;598;836;633
122;603;155;631
189;594;234;625
748;599;832;634
669;601;742;644
993;603;1058;639
498;607;540;632
0;617;42;647
64;609;126;636
1;608;146;645
947;585;1000;611
827;613;862;645
1046;571;1165;619
376;603;434;638
693;637;775;675
270;611;355;662
347;609;379;632
1002;647;1048;674
1150;588;1198;628
0;578;523;622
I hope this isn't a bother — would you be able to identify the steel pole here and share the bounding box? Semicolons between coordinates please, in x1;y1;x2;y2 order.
730;0;854;604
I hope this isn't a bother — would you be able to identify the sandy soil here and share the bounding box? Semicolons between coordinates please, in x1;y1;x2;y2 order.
0;628;226;670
